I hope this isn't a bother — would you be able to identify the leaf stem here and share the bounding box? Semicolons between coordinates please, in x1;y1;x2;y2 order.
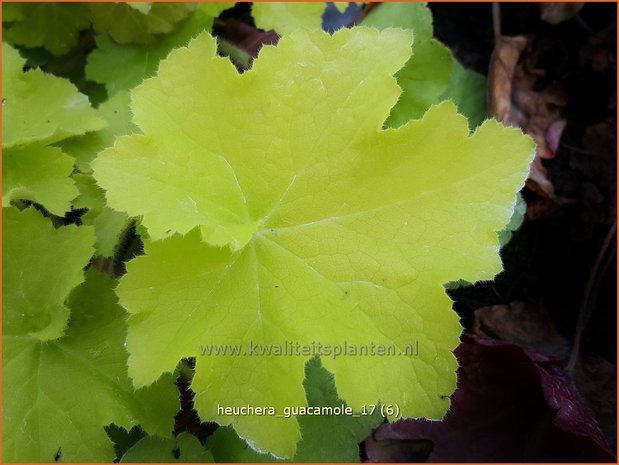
567;221;617;373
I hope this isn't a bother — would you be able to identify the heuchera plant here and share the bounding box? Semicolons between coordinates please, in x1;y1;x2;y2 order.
2;2;535;462
93;28;534;457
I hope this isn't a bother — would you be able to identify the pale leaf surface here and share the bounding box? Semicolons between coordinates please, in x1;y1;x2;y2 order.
94;29;534;457
3;145;79;216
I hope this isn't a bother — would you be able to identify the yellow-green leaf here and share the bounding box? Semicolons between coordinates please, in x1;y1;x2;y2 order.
94;29;534;458
3;145;79;216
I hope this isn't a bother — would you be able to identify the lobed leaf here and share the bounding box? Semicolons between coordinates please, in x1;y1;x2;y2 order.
3;207;94;340
2;43;105;214
94;28;534;457
3;145;79;216
3;269;180;462
2;43;106;148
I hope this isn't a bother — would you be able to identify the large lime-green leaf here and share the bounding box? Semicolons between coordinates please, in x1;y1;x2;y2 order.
252;2;326;34
89;3;194;45
86;10;215;94
2;3;91;55
93;29;535;457
362;2;453;126
2;43;106;148
3;145;79;216
208;358;381;462
120;433;213;463
3;269;180;462
3;207;94;340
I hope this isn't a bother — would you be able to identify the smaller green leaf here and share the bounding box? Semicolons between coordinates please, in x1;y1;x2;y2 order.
252;2;326;34
440;60;488;129
89;3;194;45
3;269;180;462
59;90;138;173
73;174;130;257
121;433;213;463
388;39;453;126
362;2;453;126
3;145;79;216
362;2;433;40
105;424;146;462
95;28;534;458
208;427;273;462
498;193;527;246
293;358;383;462
3;207;94;340
208;358;382;462
86;10;216;94
3;43;106;148
2;3;91;55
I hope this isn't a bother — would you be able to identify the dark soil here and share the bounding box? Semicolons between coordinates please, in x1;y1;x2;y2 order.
432;3;617;364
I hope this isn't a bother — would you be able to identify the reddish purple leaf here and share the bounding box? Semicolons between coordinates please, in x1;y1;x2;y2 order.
220;19;279;58
365;335;614;462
